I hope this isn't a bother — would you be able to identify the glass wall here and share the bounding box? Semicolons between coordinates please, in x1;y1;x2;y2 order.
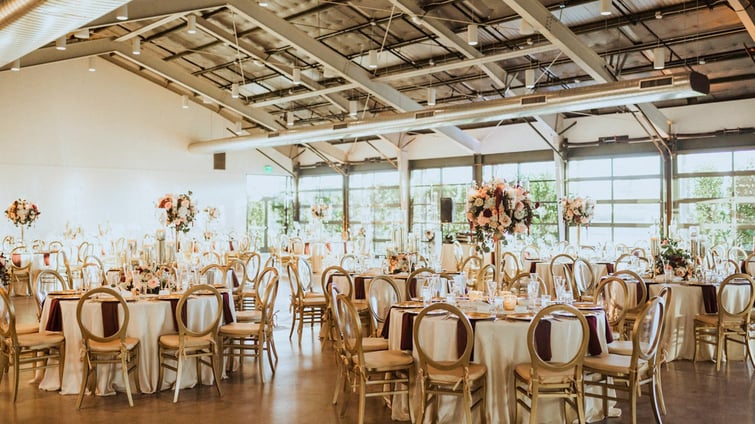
675;149;755;249
410;166;472;241
297;174;343;236
566;155;662;244
483;161;559;242
348;170;401;254
246;174;293;251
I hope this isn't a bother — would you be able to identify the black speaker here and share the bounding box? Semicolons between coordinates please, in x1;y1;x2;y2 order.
440;197;453;223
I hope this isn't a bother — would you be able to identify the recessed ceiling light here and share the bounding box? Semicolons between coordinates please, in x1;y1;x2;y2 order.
116;5;128;21
258;1;269;7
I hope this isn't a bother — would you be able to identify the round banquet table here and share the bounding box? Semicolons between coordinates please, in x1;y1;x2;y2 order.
385;306;614;423
37;293;235;395
529;261;611;295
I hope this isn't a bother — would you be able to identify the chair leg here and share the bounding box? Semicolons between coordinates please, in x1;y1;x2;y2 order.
122;355;134;407
133;350;142;394
257;336;265;383
173;353;184;403
12;353;20;403
650;375;663;424
692;326;699;363
212;351;223;397
716;332;725;371
332;363;344;405
156;349;165;393
576;385;587;424
529;389;538;424
463;383;473;424
0;352;6;385
655;366;667;415
357;379;366;424
77;360;91;409
630;380;638;424
58;342;65;387
289;309;297;340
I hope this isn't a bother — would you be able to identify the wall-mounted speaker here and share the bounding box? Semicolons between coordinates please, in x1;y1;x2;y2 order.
440;197;453;223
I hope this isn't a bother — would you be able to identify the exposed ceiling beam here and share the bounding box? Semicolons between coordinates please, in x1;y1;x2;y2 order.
84;0;225;28
311;142;348;162
728;0;755;42
114;14;186;42
0;37;115;70
227;0;480;153
500;0;671;138
193;16;350;113
388;0;508;89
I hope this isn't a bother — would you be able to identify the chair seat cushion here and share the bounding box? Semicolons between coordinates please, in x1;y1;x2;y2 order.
694;313;741;327
220;322;262;336
514;363;575;385
361;350;414;370
428;363;487;385
303;297;327;307
606;340;634;356
304;292;323;298
16;321;40;335
362;337;388;352
584;353;648;375
17;331;65;348
159;334;214;349
236;310;262;322
89;337;139;352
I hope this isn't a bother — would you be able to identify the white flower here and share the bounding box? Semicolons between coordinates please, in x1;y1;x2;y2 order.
474;198;484;207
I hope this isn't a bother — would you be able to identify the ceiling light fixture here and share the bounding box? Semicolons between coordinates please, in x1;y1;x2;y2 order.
525;69;536;89
56;37;66;51
286;111;294;126
467;24;479;46
427;88;437;106
234;121;243;133
74;29;89;39
253;59;263;67
116;5;128;21
258;1;269;6
10;59;20;71
182;95;189;109
231;83;240;99
131;38;141;55
292;67;301;85
368;49;378;69
349;99;358;117
187;15;197;34
653;47;665;70
599;0;612;16
520;19;534;35
88;57;96;72
655;11;663;19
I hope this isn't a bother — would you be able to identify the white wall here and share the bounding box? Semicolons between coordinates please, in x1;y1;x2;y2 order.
0;57;285;240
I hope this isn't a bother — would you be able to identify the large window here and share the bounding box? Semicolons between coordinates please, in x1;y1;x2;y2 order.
410;166;472;241
348;170;401;254
567;155;662;244
246;174;292;251
298;174;343;236
675;149;755;249
483;161;559;242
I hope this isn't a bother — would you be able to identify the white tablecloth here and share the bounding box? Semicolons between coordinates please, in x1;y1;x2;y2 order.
37;294;235;395
386;307;611;423
531;262;610;295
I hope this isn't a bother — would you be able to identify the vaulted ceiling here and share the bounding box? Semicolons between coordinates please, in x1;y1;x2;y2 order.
2;0;754;164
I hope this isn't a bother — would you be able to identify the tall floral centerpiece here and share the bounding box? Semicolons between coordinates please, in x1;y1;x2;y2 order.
561;196;595;246
203;206;219;241
5;199;41;242
311;203;330;221
0;253;9;289
466;179;537;284
652;238;694;280
157;191;197;250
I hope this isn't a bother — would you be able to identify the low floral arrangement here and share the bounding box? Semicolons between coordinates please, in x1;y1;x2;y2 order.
652;238;694;280
119;266;174;294
562;196;596;226
466;179;537;252
311;203;330;220
5;199;40;228
157;191;197;233
64;222;83;240
0;254;9;287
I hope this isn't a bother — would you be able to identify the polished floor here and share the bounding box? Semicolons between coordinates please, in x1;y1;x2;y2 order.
1;282;753;424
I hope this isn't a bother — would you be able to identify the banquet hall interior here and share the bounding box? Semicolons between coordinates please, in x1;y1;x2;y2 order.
1;0;754;423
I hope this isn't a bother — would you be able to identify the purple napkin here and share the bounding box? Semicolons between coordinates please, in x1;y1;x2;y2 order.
101;301;120;338
455;317;482;361
354;276;367;300
585;315;603;356
45;298;62;332
162;298;188;331
701;285;718;314
221;292;234;324
231;270;239;288
408;278;418;299
534;319;552;361
381;307;393;339
399;313;416;350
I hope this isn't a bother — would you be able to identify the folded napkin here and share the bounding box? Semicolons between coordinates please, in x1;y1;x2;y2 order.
101;301;120;338
381;307;394;339
231;270;239;288
162;298;188;331
585;315;603;356
221;292;234;324
455;317;483;361
407;278;418;299
701;285;718;314
534;320;552;361
400;313;416;350
353;276;367;300
45;298;63;332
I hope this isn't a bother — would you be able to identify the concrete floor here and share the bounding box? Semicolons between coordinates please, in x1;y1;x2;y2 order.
1;281;753;424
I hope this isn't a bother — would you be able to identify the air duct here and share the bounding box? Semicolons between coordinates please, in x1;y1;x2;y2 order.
189;72;709;153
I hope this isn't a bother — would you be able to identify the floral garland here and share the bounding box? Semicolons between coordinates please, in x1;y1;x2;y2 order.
311;203;330;220
5;199;40;228
119;266;173;294
157;191;196;233
652;238;694;280
0;254;9;287
561;196;595;226
466;179;537;252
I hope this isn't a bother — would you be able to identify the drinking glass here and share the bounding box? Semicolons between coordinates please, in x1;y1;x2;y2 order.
486;280;497;302
554;276;566;302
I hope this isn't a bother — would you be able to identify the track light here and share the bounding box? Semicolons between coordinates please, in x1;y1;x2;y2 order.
116;5;128;21
88;57;96;72
56;37;66;51
187;15;197;34
286;111;294;126
467;24;478;46
74;29;89;39
231;83;240;98
182;95;189;109
599;0;612;16
131;38;141;55
349;99;358;117
368;49;378;69
653;47;665;70
258;1;269;6
525;69;536;89
10;59;20;71
519;19;534;35
234;121;243;132
292;67;301;85
427;88;437;106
